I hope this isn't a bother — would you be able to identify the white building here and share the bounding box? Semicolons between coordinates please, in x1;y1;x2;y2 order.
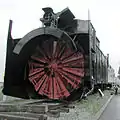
0;82;3;88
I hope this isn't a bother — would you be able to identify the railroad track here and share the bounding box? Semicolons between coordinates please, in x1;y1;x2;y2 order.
0;99;75;120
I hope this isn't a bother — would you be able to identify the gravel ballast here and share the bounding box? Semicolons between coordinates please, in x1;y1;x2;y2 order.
48;90;112;120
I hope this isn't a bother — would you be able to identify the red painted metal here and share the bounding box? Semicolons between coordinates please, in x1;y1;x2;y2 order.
28;39;84;99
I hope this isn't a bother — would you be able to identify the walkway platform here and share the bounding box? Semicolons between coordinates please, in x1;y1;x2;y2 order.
99;95;120;120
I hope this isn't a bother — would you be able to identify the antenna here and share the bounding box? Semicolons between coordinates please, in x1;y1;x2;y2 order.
88;9;91;33
88;9;90;21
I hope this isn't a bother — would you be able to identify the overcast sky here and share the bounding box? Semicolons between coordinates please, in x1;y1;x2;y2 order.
0;0;120;81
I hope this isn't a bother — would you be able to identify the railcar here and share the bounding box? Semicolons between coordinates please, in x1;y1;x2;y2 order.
2;7;111;101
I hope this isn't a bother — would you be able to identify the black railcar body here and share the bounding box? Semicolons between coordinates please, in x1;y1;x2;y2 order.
2;7;113;100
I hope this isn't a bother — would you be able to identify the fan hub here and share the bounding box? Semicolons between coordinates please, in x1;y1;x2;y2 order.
49;62;58;71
